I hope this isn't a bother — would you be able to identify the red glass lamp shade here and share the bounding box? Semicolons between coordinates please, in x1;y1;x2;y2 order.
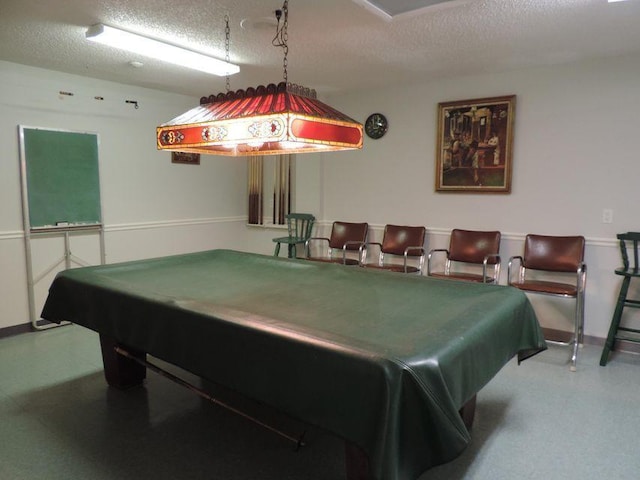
157;82;363;156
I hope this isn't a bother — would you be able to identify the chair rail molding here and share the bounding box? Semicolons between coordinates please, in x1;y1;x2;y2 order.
105;216;246;233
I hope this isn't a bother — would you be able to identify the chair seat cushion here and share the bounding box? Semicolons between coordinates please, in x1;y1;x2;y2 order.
510;280;577;296
430;272;495;283
307;257;359;266
362;263;420;274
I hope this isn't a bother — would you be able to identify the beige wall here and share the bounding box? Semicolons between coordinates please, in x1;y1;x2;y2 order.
310;52;640;340
3;52;640;343
0;61;247;330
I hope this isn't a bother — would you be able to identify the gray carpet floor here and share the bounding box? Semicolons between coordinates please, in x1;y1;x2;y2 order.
1;325;639;479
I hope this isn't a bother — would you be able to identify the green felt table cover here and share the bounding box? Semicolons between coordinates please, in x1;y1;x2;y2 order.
41;249;546;480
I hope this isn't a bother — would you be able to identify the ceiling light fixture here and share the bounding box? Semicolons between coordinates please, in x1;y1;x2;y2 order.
86;24;240;77
156;2;363;157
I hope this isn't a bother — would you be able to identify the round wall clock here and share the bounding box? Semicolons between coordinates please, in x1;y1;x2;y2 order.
365;113;388;139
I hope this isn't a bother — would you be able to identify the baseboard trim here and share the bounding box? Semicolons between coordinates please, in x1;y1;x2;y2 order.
0;322;32;338
0;320;68;338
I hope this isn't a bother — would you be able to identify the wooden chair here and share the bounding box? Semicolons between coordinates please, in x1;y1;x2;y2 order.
360;224;426;274
305;221;368;265
508;234;586;371
427;229;501;283
600;232;640;366
272;213;316;258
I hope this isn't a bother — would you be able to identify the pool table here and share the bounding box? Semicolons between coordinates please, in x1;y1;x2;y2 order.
41;249;546;480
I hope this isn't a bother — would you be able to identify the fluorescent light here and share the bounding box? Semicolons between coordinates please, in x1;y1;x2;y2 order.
86;24;240;76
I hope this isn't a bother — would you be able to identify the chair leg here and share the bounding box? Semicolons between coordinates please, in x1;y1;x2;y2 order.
274;242;281;257
288;244;295;258
600;276;631;366
569;291;585;372
568;323;578;372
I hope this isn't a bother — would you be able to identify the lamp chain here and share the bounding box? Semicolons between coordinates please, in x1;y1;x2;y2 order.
225;14;231;92
282;1;288;84
273;0;289;84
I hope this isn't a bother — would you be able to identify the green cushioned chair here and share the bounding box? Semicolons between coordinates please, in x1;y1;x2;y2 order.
273;213;316;258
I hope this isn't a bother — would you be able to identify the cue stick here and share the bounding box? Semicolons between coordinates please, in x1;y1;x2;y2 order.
114;346;306;450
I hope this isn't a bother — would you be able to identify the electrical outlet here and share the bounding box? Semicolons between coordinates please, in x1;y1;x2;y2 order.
602;209;613;224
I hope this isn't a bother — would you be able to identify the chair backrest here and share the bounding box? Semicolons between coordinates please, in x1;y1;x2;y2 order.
448;229;501;264
523;234;585;272
286;213;315;240
328;222;369;250
381;225;426;256
617;232;640;273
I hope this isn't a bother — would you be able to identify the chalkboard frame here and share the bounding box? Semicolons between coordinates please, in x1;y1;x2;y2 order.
18;125;106;330
19;125;102;232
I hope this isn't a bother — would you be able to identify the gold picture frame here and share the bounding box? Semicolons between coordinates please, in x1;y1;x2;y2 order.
435;95;515;193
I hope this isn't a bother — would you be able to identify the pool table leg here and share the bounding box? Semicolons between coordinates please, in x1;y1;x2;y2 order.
99;335;146;389
459;394;477;430
345;442;370;480
344;394;477;480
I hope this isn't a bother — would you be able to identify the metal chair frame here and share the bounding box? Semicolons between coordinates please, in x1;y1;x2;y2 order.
427;229;501;283
305;221;368;266
360;225;426;274
508;234;586;371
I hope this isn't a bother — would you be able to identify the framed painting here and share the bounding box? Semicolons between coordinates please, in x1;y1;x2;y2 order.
435;95;515;193
171;151;200;165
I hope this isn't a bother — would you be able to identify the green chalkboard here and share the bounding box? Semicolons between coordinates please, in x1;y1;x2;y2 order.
20;127;101;229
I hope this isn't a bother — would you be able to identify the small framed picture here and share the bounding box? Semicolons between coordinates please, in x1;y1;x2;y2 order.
435;95;515;193
171;152;200;165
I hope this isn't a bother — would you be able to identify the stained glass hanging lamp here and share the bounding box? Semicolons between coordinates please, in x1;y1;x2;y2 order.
157;2;363;156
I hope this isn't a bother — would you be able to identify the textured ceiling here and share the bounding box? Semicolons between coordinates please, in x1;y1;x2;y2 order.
0;0;639;98
353;0;472;19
